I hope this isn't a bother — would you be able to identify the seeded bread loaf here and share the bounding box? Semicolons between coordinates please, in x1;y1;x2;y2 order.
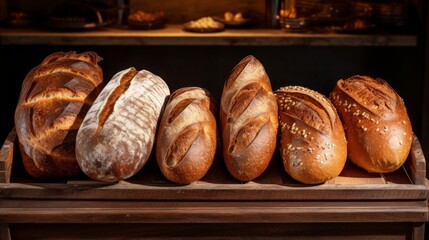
220;55;278;181
275;86;347;184
76;67;170;182
156;87;217;184
330;75;413;173
14;51;103;179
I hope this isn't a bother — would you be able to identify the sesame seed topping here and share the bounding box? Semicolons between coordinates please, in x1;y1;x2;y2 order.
292;159;303;167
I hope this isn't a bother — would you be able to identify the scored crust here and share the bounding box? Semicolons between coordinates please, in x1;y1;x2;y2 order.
14;51;103;179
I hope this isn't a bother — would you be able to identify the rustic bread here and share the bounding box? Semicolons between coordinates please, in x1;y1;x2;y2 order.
156;87;217;184
76;67;170;182
220;55;278;181
330;75;413;173
14;51;103;179
275;86;347;184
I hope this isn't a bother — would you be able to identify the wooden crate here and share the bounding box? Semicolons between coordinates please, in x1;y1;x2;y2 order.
0;128;428;240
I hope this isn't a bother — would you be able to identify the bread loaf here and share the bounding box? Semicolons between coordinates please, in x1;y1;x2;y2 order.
275;86;347;184
14;51;103;179
156;87;217;184
330;75;413;173
220;55;278;181
76;67;170;182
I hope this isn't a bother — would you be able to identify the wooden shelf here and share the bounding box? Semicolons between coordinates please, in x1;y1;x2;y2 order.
1;128;428;239
0;25;418;46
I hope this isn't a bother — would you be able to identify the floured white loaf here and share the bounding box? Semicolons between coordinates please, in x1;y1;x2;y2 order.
220;55;278;182
156;87;217;184
330;75;413;173
14;51;103;179
76;67;170;182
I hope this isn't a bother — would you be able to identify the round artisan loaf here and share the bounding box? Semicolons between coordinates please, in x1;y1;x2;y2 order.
220;55;278;181
14;51;103;179
76;67;170;182
330;75;413;173
156;87;217;184
275;86;347;184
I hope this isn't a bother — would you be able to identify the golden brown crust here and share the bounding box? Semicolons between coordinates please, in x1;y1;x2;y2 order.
14;51;103;179
275;86;347;184
330;75;413;173
220;55;278;181
156;87;217;184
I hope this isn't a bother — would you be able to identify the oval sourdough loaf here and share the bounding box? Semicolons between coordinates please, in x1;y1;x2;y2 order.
330;75;413;173
156;87;217;184
14;51;103;179
76;67;170;182
275;86;347;184
220;55;278;181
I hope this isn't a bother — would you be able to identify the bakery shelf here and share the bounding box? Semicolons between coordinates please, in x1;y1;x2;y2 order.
0;128;428;239
0;24;418;46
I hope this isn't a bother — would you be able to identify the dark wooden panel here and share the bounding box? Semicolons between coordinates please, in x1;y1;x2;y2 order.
0;199;427;224
9;223;415;240
0;224;11;240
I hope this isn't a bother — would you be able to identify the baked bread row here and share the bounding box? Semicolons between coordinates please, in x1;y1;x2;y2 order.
14;52;413;184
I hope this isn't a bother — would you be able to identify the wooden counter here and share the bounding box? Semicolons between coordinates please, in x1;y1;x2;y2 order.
0;25;418;46
0;128;428;240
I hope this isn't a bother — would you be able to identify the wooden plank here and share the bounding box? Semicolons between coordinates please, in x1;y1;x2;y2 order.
0;201;428;223
326;161;386;185
2;199;426;209
0;224;11;240
0;26;418;46
405;135;427;185
0;128;15;184
412;222;426;240
8;223;415;240
1;181;428;201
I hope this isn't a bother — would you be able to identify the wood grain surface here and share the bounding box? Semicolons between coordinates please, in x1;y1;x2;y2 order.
1;128;428;239
0;26;418;46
